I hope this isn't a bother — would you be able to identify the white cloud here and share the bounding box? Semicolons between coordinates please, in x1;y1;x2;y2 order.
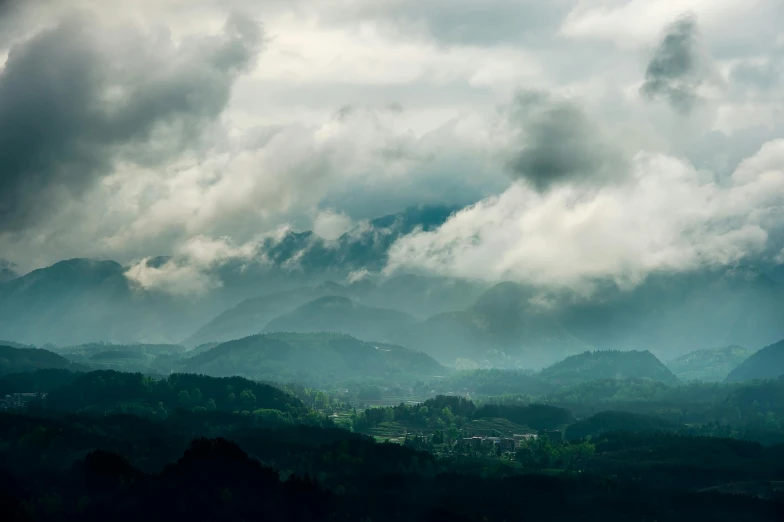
124;234;262;296
560;0;747;47
387;140;784;292
312;210;353;239
1;0;782;284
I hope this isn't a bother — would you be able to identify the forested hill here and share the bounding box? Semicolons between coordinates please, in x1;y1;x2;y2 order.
44;370;312;420
725;339;784;383
0;345;85;376
539;350;679;386
182;332;445;385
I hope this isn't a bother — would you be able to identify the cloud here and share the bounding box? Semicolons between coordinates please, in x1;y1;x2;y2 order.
728;47;784;100
640;14;711;114
505;91;628;191
0;10;262;232
0;0;782;282
387;140;784;293
312;210;353;240
95;105;498;260
323;0;574;47
125;234;261;296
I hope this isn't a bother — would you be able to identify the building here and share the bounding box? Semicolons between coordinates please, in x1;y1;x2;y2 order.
499;438;517;453
457;436;484;449
0;392;47;411
541;430;563;443
482;437;500;448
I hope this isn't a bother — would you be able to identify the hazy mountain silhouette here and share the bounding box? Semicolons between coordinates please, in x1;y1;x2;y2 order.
263;296;416;343
0;259;209;346
186;274;485;348
184;284;353;348
554;267;784;359
668;345;755;382
0;345;85;375
725;339;784;383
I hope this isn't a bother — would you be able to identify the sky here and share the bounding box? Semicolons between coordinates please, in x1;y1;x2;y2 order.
0;0;782;292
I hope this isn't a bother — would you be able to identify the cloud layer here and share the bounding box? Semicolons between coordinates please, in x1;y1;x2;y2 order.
0;0;782;290
388;140;784;292
0;10;262;232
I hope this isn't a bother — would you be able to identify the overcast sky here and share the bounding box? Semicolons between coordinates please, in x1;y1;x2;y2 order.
0;0;782;291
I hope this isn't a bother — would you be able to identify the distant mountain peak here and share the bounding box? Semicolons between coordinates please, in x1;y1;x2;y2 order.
49;258;124;271
725;338;784;383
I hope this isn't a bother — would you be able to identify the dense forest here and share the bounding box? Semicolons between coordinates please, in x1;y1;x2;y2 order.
2;352;784;520
2;250;783;521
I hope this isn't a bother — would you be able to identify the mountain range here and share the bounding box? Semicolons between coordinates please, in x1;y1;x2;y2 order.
1;206;783;368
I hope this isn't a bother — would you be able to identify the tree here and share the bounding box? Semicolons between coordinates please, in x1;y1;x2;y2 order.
383;408;394;423
240;389;256;409
441;406;454;424
565;441;595;471
315;391;329;410
178;390;191;407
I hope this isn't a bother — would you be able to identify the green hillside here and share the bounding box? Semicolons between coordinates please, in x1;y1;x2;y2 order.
45;370;307;417
725;339;784;383
182;332;444;385
668;345;754;382
539;350;679;386
0;345;84;375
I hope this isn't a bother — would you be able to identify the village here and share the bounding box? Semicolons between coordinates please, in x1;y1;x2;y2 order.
0;392;46;411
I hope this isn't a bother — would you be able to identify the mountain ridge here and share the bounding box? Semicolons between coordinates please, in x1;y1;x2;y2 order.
725;339;784;383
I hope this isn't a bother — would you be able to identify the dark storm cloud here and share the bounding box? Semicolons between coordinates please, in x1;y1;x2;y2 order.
0;12;262;232
640;14;706;114
506;91;627;192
